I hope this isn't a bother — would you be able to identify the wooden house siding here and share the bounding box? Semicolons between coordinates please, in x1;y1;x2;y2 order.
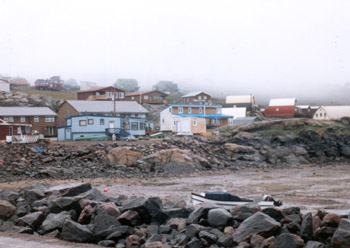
57;102;79;127
125;91;167;104
77;87;125;101
183;93;211;104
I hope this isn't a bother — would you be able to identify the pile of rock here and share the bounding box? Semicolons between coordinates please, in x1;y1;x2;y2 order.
0;91;63;111
0;182;350;247
1;128;350;181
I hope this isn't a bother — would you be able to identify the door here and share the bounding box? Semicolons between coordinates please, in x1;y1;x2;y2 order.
109;121;115;129
49;127;54;136
181;120;190;133
175;121;180;132
9;126;13;136
65;128;72;140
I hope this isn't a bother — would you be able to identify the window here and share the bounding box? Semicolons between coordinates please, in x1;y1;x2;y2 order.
131;114;135;117
216;108;221;114
88;119;94;125
49;127;54;136
8;117;14;122
188;107;192;114
228;118;234;125
324;113;327;117
144;95;149;100
193;120;197;126
320;113;322;117
79;120;87;126
173;121;176;126
204;96;207;99
100;119;105;125
123;122;130;130
178;107;183;113
17;127;22;134
114;92;118;98
34;116;39;122
138;114;146;118
211;119;216;124
169;108;172;113
131;122;138;130
20;116;26;122
119;92;124;98
3;117;8;122
316;114;318;117
276;108;279;112
106;92;112;98
198;96;202;100
45;116;55;122
140;123;145;130
199;107;203;114
132;96;134;100
25;126;31;133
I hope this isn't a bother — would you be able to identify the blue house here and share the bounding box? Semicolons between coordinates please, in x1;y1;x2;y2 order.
57;115;152;141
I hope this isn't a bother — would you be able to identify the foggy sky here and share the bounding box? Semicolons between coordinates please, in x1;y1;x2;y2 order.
1;0;350;99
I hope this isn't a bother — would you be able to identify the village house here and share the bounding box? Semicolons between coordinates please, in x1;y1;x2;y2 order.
0;107;57;137
313;106;350;120
182;91;211;104
77;86;125;101
57;115;149;141
0;79;10;92
264;98;302;118
160;104;232;134
124;91;168;104
57;100;149;127
9;77;30;90
225;94;256;112
0;119;32;141
34;76;64;91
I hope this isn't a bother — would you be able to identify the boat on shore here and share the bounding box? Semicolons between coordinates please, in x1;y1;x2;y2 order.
191;192;281;208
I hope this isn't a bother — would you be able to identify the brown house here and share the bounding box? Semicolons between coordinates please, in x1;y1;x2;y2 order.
0;107;57;137
57;100;149;127
124;91;168;104
77;86;125;101
10;77;30;90
182;91;211;104
0;119;32;141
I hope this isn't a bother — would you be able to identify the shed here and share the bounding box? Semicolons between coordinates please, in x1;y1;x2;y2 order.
172;116;206;134
313;106;350;120
225;95;255;111
264;106;297;118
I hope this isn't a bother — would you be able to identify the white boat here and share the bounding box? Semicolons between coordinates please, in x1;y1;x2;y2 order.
191;192;278;208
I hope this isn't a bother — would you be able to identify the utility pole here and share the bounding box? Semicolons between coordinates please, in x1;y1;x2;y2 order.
113;87;116;116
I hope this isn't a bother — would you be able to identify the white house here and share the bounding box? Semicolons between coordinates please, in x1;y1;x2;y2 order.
0;79;10;92
269;98;297;106
313;106;350;120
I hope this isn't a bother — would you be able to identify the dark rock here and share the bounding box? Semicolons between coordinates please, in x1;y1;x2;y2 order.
147;224;159;236
48;197;81;213
282;214;302;224
230;203;260;221
166;218;187;231
125;234;140;247
122;197;164;224
261;236;275;248
15;226;34;234
207;208;232;228
106;225;134;241
78;204;94;224
92;214;121;238
186;224;206;238
0;200;16;220
98;240;116;247
198;230;217;245
78;188;107;202
187;204;215;224
217;234;236;247
61;219;97;243
22;189;45;205
41;211;71;233
0;189;19;204
300;212;313;241
163;207;193;219
286;221;300;234
321;213;341;227
17;211;45;230
271;233;305;248
305;240;326;248
0;220;15;232
332;218;350;248
262;207;285;222
117;210;140;226
250;234;264;247
282;207;301;216
314;226;337;242
233;212;281;243
187;237;203;248
45;183;92;197
94;202;121;217
147;234;162;243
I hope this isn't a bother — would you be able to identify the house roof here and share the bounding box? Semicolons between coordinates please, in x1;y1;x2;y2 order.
317;106;350;119
297;105;310;109
0;107;57;116
226;95;254;104
182;91;209;98
78;86;124;93
269;98;296;106
66;100;148;114
231;117;261;125
173;113;233;119
125;90;168;97
0;79;10;84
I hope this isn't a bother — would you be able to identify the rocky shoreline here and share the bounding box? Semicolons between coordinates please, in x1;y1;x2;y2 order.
1;121;350;182
0;182;349;247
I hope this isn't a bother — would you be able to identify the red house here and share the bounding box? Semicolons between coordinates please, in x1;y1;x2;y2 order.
35;76;64;91
77;86;125;101
264;98;302;118
0;119;31;141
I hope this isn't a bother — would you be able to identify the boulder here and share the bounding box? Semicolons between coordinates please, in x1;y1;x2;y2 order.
48;197;81;213
332;218;350;248
198;230;218;245
0;200;16;220
207;208;232;228
92;214;121;238
117;210;140;226
217;234;236;247
107;147;142;166
106;225;134;241
122;197;164;224
305;240;326;248
187;204;215;224
262;207;284;222
321;213;342;227
45;183;92;197
22;189;45;205
95;202;121;217
233;212;281;243
186;224;206;238
224;143;255;154
78;204;94;224
61;219;97;243
17;211;45;230
271;233;305;248
300;212;313;241
230;203;260;221
41;211;71;233
0;189;19;204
